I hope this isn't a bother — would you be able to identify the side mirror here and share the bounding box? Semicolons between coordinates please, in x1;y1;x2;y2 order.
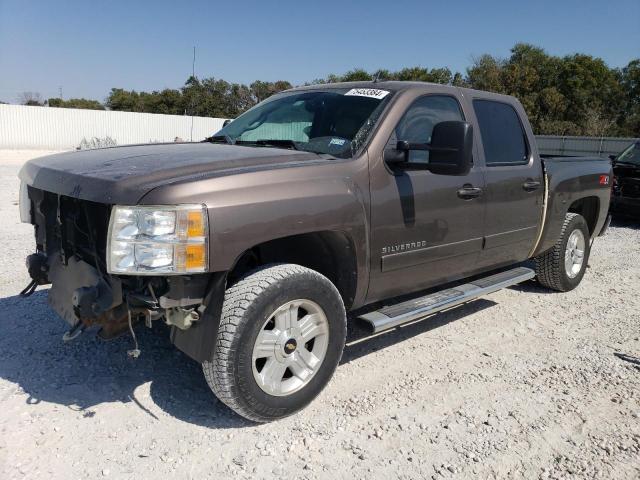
223;119;232;127
383;121;473;175
428;121;473;176
609;154;617;161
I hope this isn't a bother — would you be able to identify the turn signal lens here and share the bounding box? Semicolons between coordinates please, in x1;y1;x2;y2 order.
185;244;207;270
187;210;206;238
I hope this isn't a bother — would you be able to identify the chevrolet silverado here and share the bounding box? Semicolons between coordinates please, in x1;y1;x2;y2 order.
19;81;612;422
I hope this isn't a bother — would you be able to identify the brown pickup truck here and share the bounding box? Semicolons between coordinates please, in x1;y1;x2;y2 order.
19;81;612;422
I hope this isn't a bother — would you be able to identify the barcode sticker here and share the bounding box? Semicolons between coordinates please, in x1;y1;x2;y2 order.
344;88;390;99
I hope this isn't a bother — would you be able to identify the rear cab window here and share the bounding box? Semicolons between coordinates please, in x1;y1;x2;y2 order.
473;100;529;166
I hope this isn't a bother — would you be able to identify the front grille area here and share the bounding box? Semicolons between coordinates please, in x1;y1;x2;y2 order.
28;186;112;271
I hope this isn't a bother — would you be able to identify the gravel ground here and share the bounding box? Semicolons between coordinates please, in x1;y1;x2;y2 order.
0;150;638;480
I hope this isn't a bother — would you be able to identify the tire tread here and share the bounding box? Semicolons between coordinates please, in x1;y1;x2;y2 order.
202;263;344;422
534;213;588;292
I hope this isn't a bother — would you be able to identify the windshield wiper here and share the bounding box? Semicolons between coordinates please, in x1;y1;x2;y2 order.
203;134;234;145
236;139;299;150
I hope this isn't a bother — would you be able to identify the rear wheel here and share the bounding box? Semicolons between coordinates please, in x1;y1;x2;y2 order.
203;264;346;422
534;213;590;292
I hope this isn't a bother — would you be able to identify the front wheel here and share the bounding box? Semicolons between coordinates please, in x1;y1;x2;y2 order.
534;212;590;292
203;264;347;422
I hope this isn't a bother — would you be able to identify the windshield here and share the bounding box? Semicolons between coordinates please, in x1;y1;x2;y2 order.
616;142;640;166
212;88;393;158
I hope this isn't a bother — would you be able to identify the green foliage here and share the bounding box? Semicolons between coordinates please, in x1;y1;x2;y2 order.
106;77;292;119
339;69;373;82
105;88;183;114
23;43;637;137
619;59;640;135
465;44;637;136
48;97;105;110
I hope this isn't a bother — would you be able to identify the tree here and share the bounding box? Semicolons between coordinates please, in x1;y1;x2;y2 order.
465;45;637;136
556;53;623;135
392;66;454;84
182;76;234;118
18;92;44;106
250;80;293;103
106;88;143;111
48;98;105;110
619;59;640;136
92;44;637;136
339;69;372;82
467;55;505;93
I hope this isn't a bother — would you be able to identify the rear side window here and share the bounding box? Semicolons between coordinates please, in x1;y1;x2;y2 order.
473;100;528;166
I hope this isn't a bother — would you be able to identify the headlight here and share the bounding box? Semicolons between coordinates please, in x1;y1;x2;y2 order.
19;182;32;223
107;205;208;275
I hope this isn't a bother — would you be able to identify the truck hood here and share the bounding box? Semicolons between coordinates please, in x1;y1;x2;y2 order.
19;142;327;204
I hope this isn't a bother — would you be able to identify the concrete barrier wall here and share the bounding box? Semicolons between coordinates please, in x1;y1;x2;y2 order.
0;104;227;150
536;135;639;158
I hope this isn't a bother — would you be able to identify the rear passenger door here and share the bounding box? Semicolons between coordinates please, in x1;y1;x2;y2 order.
472;99;544;267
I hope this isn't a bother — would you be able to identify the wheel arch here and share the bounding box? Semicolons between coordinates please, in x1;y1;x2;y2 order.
227;230;359;310
567;196;600;236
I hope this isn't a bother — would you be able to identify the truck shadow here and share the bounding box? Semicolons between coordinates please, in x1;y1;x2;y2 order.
0;290;498;429
0;290;252;430
342;298;497;364
610;215;640;230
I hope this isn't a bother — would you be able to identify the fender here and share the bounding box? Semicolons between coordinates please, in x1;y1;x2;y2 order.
533;158;612;256
140;155;372;308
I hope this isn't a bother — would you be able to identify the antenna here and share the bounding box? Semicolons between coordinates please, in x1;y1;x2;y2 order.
190;46;196;142
59;86;63;99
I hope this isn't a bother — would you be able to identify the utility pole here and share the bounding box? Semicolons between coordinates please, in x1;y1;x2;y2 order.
190;46;196;142
59;86;63;99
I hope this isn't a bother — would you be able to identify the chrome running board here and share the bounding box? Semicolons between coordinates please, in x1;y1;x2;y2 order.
359;267;535;333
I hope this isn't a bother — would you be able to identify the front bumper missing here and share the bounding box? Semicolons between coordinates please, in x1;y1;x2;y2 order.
23;249;220;361
47;255;123;327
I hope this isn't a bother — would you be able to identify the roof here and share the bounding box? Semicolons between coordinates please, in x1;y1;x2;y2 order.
287;81;518;104
288;80;456;93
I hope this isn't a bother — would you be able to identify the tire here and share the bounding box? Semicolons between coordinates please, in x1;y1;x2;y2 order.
534;213;590;292
203;263;347;422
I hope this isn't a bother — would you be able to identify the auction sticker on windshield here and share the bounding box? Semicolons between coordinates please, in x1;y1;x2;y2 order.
344;88;390;99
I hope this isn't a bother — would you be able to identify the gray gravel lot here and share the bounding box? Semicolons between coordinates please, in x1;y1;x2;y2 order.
0;150;638;479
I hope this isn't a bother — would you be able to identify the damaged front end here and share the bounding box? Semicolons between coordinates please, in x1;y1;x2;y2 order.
20;186;216;358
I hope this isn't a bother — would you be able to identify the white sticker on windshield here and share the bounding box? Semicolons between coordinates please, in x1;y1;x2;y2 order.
329;138;346;146
344;88;390;99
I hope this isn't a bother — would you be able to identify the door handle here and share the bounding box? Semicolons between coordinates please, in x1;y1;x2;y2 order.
523;180;541;192
457;184;483;200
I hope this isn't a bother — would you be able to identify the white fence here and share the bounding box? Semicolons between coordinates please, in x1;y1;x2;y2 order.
0;104;227;150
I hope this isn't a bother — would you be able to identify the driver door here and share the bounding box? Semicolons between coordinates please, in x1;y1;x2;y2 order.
367;93;486;302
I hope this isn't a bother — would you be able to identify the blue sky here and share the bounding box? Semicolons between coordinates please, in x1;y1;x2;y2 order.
1;0;638;103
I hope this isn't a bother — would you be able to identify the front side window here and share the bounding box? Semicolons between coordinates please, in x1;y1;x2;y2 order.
473;100;529;166
391;95;464;163
616;142;640;166
214;88;393;158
